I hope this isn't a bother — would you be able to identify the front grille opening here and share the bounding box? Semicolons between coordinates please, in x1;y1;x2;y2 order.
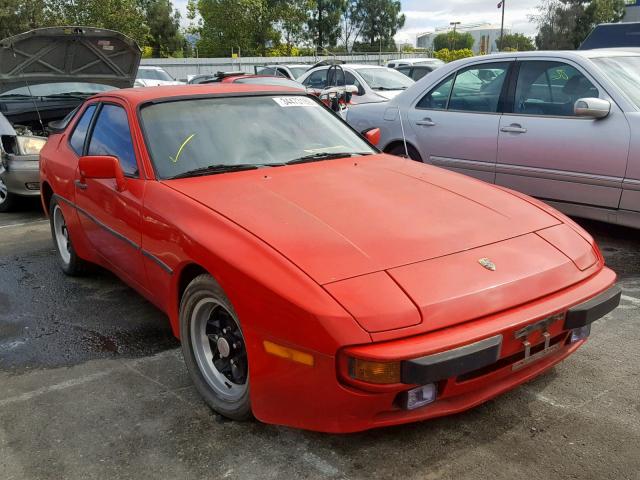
456;332;568;382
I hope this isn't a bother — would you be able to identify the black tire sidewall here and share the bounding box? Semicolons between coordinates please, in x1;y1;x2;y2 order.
388;144;422;162
179;274;251;420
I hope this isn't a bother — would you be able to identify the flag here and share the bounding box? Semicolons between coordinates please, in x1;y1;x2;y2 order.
497;1;503;7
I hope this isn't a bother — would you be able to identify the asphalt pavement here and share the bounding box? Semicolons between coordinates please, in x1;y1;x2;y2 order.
1;202;639;480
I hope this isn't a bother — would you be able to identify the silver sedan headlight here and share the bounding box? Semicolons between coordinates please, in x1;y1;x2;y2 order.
16;136;47;155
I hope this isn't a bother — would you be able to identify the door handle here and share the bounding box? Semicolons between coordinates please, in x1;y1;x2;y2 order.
74;179;88;190
416;117;435;127
500;124;527;134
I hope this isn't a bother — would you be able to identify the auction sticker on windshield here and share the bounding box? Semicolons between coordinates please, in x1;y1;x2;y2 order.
273;96;318;107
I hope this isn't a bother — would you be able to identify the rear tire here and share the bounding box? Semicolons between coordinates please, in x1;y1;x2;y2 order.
180;274;251;421
49;197;87;275
387;143;422;162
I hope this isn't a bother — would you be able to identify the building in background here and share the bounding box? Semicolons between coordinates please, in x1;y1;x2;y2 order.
623;0;640;22
416;23;512;54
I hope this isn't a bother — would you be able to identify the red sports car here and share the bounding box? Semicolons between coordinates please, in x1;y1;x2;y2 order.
40;84;620;433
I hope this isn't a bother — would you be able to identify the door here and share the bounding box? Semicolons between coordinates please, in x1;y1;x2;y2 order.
74;102;147;288
406;61;512;183
496;59;630;209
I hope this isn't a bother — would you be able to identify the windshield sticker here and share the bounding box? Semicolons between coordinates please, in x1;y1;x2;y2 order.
272;96;318;107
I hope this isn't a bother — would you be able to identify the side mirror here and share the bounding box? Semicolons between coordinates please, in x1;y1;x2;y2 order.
362;127;381;146
574;98;610;119
78;155;126;191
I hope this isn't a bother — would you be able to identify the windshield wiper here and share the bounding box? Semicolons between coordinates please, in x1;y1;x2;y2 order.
286;152;372;165
168;163;260;179
372;86;402;91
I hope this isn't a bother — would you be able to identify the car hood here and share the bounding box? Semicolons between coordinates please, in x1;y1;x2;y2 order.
168;155;562;285
0;27;141;94
374;90;403;100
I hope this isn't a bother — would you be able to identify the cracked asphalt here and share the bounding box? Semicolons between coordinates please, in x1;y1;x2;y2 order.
1;202;639;480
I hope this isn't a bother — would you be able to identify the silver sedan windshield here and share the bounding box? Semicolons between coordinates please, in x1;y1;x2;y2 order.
592;56;640;109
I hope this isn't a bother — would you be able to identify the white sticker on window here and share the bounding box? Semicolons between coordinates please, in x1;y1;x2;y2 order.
272;96;318;107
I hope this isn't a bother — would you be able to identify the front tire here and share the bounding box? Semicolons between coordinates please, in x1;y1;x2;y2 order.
387;143;422;162
49;197;87;275
180;274;251;420
0;177;17;212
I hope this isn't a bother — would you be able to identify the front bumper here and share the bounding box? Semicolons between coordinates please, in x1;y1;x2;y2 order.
0;154;40;196
249;267;618;433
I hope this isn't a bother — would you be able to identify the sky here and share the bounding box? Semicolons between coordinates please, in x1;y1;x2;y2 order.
172;0;542;46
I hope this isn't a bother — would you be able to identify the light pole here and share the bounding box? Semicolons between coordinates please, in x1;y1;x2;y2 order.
498;0;505;51
449;21;461;50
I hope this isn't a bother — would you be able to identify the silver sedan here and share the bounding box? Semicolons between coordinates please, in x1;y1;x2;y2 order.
346;49;640;229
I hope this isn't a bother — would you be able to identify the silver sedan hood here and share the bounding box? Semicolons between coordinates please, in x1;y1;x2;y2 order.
0;26;141;93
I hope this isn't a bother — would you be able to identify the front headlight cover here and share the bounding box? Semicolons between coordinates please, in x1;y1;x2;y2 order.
16;135;46;155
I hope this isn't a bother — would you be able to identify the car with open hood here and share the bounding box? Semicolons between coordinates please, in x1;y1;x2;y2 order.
0;26;140;211
40;83;620;433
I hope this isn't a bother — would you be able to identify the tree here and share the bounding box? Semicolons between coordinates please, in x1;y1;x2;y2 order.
532;0;625;49
340;0;365;51
47;0;149;45
357;0;405;49
496;33;535;51
433;31;474;51
144;0;184;57
278;0;312;54
197;0;263;56
307;0;345;50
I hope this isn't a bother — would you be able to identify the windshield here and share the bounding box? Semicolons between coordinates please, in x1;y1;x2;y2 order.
138;69;174;81
0;82;116;97
592;56;640;109
288;67;310;79
356;68;414;90
234;77;303;88
141;95;375;179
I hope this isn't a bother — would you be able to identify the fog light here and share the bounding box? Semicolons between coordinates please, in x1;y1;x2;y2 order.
570;324;591;343
400;384;437;410
25;182;40;190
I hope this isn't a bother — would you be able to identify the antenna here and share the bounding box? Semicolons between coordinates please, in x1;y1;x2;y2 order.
398;105;409;158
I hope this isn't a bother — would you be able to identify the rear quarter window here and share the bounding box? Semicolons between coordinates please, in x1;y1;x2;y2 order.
69;105;97;156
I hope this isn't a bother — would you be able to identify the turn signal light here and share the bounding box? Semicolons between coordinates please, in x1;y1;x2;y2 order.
349;358;401;384
263;341;314;366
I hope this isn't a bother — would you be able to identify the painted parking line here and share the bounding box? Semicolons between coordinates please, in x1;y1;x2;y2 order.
621;294;640;306
0;220;48;229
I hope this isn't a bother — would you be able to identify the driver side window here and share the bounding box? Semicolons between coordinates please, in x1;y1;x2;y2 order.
514;61;599;117
87;104;138;177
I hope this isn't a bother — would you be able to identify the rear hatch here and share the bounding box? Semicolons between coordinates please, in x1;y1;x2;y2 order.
0;26;141;93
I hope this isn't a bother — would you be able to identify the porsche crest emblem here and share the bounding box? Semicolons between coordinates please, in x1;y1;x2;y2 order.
478;258;496;271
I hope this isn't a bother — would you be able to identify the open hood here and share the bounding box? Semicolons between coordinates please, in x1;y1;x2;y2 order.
0;26;141;94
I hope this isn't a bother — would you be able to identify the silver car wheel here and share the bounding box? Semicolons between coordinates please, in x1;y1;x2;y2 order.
0;177;7;205
52;204;72;265
190;297;248;402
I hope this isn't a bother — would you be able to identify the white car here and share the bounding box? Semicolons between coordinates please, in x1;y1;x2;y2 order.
135;66;184;87
254;64;313;80
386;57;445;69
347;49;640;229
297;64;414;104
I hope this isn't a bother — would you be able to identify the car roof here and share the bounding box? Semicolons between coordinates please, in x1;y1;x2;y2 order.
459;49;640;62
389;58;441;63
138;65;166;70
92;83;302;105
